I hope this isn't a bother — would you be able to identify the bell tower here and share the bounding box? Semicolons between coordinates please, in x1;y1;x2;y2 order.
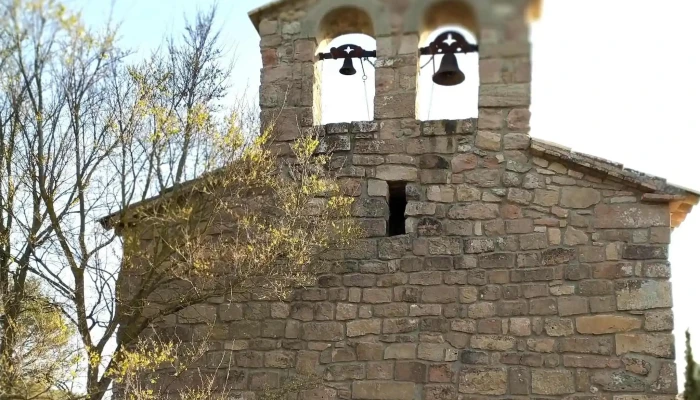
250;0;540;147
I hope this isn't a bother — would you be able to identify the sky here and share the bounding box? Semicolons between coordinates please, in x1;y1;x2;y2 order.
74;0;700;388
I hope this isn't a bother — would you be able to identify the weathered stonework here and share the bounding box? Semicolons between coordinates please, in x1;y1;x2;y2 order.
108;0;700;399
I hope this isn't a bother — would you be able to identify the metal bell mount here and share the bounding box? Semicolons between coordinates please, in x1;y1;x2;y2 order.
317;44;377;76
419;31;479;86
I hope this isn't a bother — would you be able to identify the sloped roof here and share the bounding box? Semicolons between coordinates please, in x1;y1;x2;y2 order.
98;167;229;231
100;136;700;231
530;138;699;228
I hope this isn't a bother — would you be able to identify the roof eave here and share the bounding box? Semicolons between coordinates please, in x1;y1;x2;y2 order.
249;0;287;33
248;0;545;33
530;138;700;229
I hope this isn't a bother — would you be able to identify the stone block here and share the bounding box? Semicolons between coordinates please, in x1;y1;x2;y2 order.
428;237;462;255
593;204;669;228
512;267;554;282
418;343;447;361
507;108;531;130
347;319;382;337
368;180;389;197
533;189;559;206
295;350;319;375
352;381;415;399
560;187;601;208
622;244;668;260
527;338;557;353
355;139;404;154
479;84;530;107
375;93;416;119
615;333;675;358
504;132;530;150
459;287;479;304
366;361;394;380
616;280;673;310
406;137;456;154
418;285;456;303
479;253;515;269
591;370;646;392
477;318;501;334
376;273;408;288
409;271;442;286
520;233;548;250
448;203;499;219
352;198;389;218
558;296;588;316
475;131;501;151
464;238;495;254
529;298;557;315
451;153;478;173
471;335;516;351
230;321;259;339
405;202;438;218
264;350;295;368
509;366;530;394
444;270;468;285
509;318;531;336
560;337;613;355
531;369;575;395
363;288;393;304
458;367;507;395
236;350;264;368
420;154;450;169
497;300;528;317
357;343;384;361
395;361;427;382
645;309;674;331
522;283;548;298
259;19;278;36
563;354;620;369
301;322;344;341
505;218;534;234
426;185;455;202
384;343;417;359
544;317;574;337
375;165;418;181
409;304;442;317
579;279;614;296
468;302;496;318
575;314;642;334
374;303;408;317
464;169;502;188
541;247;577;265
344;274;376;288
383;318;419;334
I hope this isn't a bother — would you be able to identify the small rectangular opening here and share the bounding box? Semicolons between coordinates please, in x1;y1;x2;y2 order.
387;182;407;236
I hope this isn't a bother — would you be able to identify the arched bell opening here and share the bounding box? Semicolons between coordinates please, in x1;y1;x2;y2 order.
318;34;377;124
416;0;479;121
314;7;377;125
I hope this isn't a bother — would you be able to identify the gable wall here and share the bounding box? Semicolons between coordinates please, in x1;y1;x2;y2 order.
132;1;679;398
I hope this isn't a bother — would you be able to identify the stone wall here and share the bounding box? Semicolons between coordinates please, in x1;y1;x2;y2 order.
132;1;682;399
155;116;676;399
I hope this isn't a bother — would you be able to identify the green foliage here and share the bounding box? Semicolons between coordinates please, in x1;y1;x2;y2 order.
686;330;700;400
0;280;81;399
0;0;357;399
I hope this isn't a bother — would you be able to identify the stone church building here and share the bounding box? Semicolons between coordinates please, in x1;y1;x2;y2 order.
112;0;700;398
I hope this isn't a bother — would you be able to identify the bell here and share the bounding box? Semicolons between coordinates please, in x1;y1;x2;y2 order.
339;58;356;76
433;53;465;86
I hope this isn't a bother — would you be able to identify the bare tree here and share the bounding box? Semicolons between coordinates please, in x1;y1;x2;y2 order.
0;1;356;399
